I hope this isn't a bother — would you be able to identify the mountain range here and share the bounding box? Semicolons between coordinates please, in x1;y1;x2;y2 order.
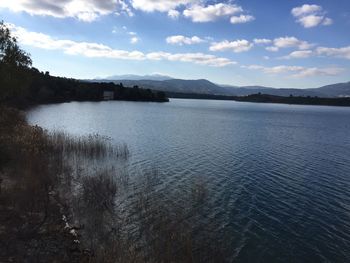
92;74;350;98
95;74;172;81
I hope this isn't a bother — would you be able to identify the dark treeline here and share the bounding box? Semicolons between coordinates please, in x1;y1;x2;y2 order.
234;93;350;107
0;66;168;108
0;21;168;109
0;65;168;109
167;91;350;107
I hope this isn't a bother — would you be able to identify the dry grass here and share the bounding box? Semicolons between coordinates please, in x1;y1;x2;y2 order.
49;131;129;160
0;106;130;261
70;169;225;263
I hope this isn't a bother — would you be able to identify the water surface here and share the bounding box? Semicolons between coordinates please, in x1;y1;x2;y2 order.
27;99;350;262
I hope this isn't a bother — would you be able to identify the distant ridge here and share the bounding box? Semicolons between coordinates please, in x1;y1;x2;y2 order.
91;75;350;98
97;74;172;81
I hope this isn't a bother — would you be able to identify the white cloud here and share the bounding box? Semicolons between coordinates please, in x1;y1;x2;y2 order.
292;67;344;78
183;3;242;22
3;0;255;24
266;46;279;52
168;9;180;19
276;45;350;60
266;36;313;52
316;46;350;59
242;65;264;70
291;4;322;17
322;17;333;25
230;14;255;24
297;15;324;28
291;4;333;28
260;65;304;74
254;38;272;45
146;52;236;67
0;0;132;22
210;40;253;53
274;37;312;49
8;23;235;67
242;64;344;78
112;26;139;43
130;36;139;44
112;27;118;34
115;0;134;16
131;1;254;24
166;35;205;45
281;50;314;59
131;0;193;12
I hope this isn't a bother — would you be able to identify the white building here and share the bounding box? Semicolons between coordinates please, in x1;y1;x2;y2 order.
103;91;114;100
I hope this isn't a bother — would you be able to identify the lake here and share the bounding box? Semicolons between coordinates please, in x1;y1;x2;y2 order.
27;99;350;262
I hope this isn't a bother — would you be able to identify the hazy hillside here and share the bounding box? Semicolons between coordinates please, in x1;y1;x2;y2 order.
106;79;233;95
310;82;350;97
98;74;172;81
93;76;350;98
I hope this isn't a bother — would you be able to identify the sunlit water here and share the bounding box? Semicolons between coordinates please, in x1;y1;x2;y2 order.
27;99;350;262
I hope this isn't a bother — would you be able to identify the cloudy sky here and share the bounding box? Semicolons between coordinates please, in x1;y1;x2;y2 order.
1;0;350;88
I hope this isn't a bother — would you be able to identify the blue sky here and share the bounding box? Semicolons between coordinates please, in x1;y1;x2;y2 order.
1;0;350;88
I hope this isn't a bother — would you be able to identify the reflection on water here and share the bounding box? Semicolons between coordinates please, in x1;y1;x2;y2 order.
27;99;350;262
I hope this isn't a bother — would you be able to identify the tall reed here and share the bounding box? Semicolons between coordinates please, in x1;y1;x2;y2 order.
49;131;129;160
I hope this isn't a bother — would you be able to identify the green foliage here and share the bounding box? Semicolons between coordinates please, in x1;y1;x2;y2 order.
0;21;33;103
0;21;32;67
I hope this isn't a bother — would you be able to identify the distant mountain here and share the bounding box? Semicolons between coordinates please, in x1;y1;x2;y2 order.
310;82;350;97
106;79;234;95
97;74;172;81
92;76;350;98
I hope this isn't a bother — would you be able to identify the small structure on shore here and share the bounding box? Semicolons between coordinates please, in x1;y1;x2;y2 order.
103;90;114;100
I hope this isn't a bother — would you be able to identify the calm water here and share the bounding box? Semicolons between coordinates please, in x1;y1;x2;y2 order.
27;99;350;262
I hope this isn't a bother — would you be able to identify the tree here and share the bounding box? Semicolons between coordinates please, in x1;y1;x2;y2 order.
0;21;32;68
0;21;32;103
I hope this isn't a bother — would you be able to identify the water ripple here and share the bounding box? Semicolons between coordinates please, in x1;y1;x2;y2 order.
27;99;350;262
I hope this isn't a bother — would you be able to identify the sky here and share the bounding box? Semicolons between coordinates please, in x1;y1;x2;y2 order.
1;0;350;89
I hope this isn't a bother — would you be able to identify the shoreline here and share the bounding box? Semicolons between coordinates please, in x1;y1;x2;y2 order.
166;92;350;107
